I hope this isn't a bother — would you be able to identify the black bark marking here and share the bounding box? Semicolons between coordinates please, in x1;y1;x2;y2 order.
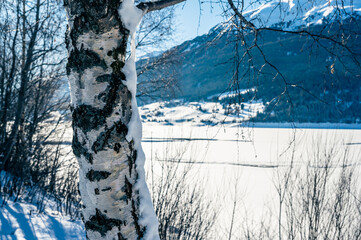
115;120;129;135
123;176;132;204
66;48;106;75
114;143;121;153
132;199;145;239
111;61;126;79
118;232;126;240
86;169;111;182
91;127;113;154
72;129;93;164
77;183;81;195
102;187;112;192
121;175;145;238
72;105;107;133
92;120;128;153
95;74;113;83
94;188;100;195
127;148;137;177
85;209;123;237
108;47;127;79
96;74;127;107
102;74;129;108
107;47;125;61
119;195;128;202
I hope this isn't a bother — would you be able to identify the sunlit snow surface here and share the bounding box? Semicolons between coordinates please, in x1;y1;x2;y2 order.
1;117;360;238
139;100;265;125
142;123;361;238
0;201;85;240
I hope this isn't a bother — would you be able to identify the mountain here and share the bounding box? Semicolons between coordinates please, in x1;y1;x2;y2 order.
137;1;361;123
243;0;361;29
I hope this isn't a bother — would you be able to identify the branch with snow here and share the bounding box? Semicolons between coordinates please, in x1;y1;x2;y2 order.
137;0;186;13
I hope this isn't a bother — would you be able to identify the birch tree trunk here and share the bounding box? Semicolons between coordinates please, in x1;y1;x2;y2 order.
64;0;184;238
64;1;155;239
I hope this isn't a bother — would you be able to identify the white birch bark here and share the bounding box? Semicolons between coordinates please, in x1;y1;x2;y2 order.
64;0;159;239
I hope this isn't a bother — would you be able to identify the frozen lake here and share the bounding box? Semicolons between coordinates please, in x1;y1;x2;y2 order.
141;123;361;238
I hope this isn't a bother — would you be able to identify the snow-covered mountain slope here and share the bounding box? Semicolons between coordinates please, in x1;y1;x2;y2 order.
244;0;361;29
180;0;361;54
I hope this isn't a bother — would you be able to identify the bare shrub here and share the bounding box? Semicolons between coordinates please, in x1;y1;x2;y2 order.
279;142;361;240
241;139;361;240
148;143;218;239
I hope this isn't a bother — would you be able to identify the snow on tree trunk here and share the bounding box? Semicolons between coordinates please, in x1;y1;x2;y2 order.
64;0;159;239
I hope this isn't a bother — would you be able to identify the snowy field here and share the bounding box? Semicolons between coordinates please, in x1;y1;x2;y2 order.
1;119;360;239
142;122;361;238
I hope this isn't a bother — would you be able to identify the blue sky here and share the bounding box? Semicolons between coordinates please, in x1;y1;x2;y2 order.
173;1;224;44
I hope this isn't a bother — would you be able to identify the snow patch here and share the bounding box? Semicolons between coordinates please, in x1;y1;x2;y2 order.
207;88;256;101
118;0;144;35
0;200;85;239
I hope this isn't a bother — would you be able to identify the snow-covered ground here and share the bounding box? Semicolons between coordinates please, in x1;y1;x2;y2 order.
142;123;361;238
1;122;361;238
0;200;85;240
139;100;265;125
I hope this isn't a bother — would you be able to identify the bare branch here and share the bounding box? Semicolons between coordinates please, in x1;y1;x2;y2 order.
227;0;256;30
137;0;185;13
